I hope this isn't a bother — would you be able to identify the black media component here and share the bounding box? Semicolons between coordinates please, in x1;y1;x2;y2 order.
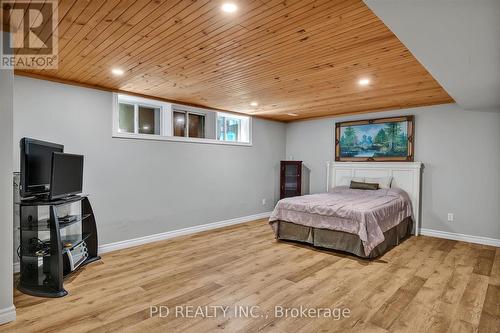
20;138;64;198
49;153;84;200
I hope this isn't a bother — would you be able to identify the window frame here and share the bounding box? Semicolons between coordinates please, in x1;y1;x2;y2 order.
171;108;207;139
112;93;252;146
217;112;251;143
115;94;165;136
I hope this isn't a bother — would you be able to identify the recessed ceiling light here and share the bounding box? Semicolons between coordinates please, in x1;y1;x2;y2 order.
221;3;238;13
358;78;370;86
250;101;258;107
112;68;124;76
287;113;299;117
142;125;150;130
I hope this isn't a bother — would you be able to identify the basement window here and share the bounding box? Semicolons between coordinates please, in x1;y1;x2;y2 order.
217;113;250;143
116;96;163;135
172;109;206;139
113;94;252;146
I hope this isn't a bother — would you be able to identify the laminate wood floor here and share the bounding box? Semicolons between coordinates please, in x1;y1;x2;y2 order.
2;219;499;333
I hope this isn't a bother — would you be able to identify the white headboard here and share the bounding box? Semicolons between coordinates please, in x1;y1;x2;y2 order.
327;162;423;235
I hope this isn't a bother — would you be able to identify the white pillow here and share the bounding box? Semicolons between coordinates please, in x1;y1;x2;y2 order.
365;176;393;189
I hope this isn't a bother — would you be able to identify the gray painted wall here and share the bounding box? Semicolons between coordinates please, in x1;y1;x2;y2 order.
13;76;286;245
0;65;15;321
12;76;500;254
286;104;500;240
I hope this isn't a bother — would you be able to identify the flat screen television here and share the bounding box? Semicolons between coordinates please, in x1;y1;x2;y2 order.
20;138;64;198
50;153;84;200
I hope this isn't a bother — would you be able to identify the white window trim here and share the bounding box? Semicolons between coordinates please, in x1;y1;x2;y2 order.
217;112;250;143
112;93;252;146
171;104;208;139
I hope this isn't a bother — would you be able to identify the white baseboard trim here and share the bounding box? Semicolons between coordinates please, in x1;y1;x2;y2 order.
420;228;500;247
13;212;272;273
0;305;16;325
98;211;272;254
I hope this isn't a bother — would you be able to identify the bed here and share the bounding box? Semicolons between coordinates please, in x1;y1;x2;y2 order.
269;162;422;259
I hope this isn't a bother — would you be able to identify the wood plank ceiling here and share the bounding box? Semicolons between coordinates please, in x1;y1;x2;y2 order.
12;0;454;121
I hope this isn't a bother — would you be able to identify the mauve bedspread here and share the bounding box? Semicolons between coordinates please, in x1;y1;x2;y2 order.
269;186;413;256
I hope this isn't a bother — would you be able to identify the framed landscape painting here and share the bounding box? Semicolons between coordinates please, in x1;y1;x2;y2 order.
335;116;414;162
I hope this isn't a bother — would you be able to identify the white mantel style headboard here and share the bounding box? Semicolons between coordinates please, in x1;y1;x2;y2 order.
327;162;423;235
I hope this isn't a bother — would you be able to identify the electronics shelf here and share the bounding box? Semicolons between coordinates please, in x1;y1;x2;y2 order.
18;214;92;231
17;195;100;298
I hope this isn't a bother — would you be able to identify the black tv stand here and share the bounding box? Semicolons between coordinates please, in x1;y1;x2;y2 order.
16;195;101;298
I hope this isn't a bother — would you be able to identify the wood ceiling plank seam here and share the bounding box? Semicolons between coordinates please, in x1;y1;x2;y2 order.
59;0;178;74
2;0;25;23
227;78;446;107
180;31;394;92
92;3;362;91
80;0;267;85
196;81;444;112
63;0;213;81
94;0;356;87
264;92;451;116
114;0;325;67
119;32;396;94
176;16;386;83
249;81;452;112
89;0;235;85
186;46;411;90
9;0;33;38
55;0;157;77
58;0;159;78
14;0;48;55
81;0;316;81
56;0;160;79
193;53;415;95
24;0;79;74
67;0;205;80
56;0;110;57
47;0;93;43
188;85;447;114
181;37;408;92
57;0;123;56
28;0;99;63
257;89;452;115
125;3;375;86
18;0;59;57
87;0;340;87
173;1;365;72
273;99;451;121
87;1;274;84
149;76;449;114
122;59;431;92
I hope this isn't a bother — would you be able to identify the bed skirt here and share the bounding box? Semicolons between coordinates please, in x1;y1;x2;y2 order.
273;217;413;259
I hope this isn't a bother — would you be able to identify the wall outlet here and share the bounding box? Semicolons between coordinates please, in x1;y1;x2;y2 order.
262;198;267;206
447;213;454;222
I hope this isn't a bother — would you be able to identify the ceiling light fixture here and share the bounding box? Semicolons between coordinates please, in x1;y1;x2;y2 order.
112;68;124;76
250;101;258;107
287;113;299;117
358;78;370;86
221;3;238;13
